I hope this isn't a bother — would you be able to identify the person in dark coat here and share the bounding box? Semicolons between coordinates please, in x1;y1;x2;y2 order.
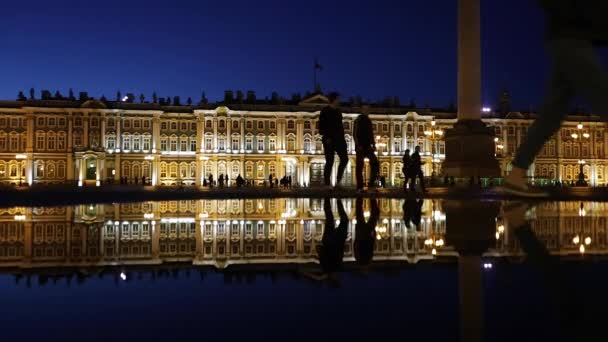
402;149;411;189
408;146;425;192
317;198;349;274
353;107;379;191
319;92;348;187
354;197;380;267
503;0;608;197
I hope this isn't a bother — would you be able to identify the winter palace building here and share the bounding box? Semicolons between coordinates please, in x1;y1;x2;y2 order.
0;90;606;187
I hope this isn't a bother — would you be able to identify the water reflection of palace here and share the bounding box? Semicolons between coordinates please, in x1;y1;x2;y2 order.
0;200;606;270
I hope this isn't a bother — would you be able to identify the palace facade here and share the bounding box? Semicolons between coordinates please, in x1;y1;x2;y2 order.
0;199;606;269
0;92;606;187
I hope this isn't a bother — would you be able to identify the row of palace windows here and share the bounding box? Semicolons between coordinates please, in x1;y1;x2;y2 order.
160;162;197;179
35;131;67;151
0;161;26;179
106;134;153;152
104;222;152;240
35;116;68;128
120;118;152;130
160;135;197;152
161;120;196;132
0;132;26;151
120;161;152;179
0;117;26;129
34;161;67;179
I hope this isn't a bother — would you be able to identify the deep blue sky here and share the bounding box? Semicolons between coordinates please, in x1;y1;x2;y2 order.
1;0;548;109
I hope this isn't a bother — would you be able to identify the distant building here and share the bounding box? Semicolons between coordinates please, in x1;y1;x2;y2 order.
0;92;605;186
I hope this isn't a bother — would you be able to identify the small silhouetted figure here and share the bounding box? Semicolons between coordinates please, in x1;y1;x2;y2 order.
408;146;425;192
236;174;244;187
208;174;214;187
287;175;292;188
134;177;139;185
203;179;207;187
225;174;229;187
353;106;379;190
319;92;348;187
504;1;608;196
318;198;348;274
380;175;386;188
354;197;380;267
268;174;273;188
402;149;412;189
218;174;224;187
274;178;279;187
403;197;424;230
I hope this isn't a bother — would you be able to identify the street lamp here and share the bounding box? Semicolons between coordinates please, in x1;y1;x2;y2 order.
493;137;504;157
424;120;444;177
571;123;590;186
573;202;591;254
423;200;445;256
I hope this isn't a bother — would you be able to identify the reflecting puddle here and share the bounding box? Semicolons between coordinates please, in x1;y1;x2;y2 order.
1;199;606;268
0;199;606;341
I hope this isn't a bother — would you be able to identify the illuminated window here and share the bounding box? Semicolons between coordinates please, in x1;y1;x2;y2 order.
160;136;168;151
218;135;226;151
245;163;253;178
257;136;264;152
232;136;240;151
170;164;177;178
180;137;188;152
205;136;213;150
190;137;196;152
257;163;264;178
269;136;276;151
245;135;253;151
132;135;141;151
142;135;151;151
160;163;167;178
123;135;131;150
287;135;295;151
36;133;45;150
170;136;177;152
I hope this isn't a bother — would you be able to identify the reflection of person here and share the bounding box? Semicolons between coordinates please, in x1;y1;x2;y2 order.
503;1;608;197
402;197;424;230
353;106;379;191
319;92;348;187
354;198;380;267
317;198;349;274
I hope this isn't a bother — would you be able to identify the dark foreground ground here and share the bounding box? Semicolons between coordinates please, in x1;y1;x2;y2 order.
0;184;606;207
0;260;606;341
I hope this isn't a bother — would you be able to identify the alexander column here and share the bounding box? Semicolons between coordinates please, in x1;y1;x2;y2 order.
442;0;500;179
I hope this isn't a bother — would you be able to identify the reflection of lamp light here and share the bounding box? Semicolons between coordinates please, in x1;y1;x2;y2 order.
120;272;127;281
15;154;27;159
14;215;26;221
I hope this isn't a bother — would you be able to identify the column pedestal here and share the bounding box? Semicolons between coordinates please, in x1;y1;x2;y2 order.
442;120;500;178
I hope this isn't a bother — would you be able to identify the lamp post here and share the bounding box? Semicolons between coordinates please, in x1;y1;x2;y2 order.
573;202;591;254
424;120;444;177
571;123;590;186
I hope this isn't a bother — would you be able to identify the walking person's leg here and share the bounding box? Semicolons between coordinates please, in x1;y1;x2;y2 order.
323;139;335;186
355;150;364;190
368;150;380;188
505;39;585;195
335;144;349;186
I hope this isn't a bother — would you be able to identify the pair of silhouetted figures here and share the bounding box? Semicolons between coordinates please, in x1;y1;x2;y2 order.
315;197;424;278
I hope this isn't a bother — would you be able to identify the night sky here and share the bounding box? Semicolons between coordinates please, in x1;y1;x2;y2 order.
2;0;549;110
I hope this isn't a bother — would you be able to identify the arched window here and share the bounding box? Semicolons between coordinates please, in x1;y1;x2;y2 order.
256;162;265;179
47;161;56;178
160;162;168;178
35;131;45;151
315;135;323;153
142;134;151;151
170;135;178;152
245;162;254;178
122;134;131;151
287;134;296;152
218;134;226;151
0;131;6;151
245;134;253;151
257;134;265;152
189;162;196;178
57;132;66;151
57;161;66;179
160;135;168;151
231;162;240;178
179;162;188;178
268;134;276;151
231;134;240;151
180;135;188;152
132;133;141;151
122;162;131;179
269;162;276;177
133;163;141;179
142;162;151;178
189;135;197;152
169;163;178;178
205;133;213;151
303;134;312;152
35;161;45;178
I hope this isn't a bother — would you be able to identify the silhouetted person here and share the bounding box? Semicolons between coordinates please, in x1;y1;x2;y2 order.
268;174;273;188
353;107;379;191
354;197;380;267
287;175;292;188
208;174;214;187
503;1;608;197
402;149;412;189
402;197;424;230
317;198;348;274
408;146;425;192
319;92;348;187
236;174;244;187
225;174;229;187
